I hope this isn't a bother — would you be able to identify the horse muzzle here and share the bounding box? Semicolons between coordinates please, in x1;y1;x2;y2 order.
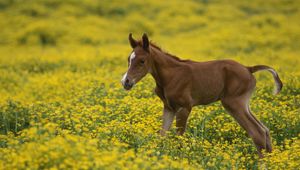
123;82;133;90
121;77;134;90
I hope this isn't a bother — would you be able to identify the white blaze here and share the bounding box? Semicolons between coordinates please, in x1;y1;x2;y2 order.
121;52;136;85
129;52;136;67
121;72;127;84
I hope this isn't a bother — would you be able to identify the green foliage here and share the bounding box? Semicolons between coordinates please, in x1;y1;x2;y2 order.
0;100;30;135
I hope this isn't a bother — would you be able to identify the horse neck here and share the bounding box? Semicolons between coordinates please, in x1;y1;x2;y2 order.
149;46;182;87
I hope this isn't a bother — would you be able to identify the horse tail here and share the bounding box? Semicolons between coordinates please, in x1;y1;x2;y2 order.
247;65;283;95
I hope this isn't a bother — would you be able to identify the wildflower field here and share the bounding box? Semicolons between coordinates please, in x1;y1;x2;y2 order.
0;0;300;169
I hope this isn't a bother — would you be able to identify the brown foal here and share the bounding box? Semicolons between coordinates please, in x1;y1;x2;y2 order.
121;33;283;157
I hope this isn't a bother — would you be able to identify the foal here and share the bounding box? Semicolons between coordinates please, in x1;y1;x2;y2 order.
121;33;283;157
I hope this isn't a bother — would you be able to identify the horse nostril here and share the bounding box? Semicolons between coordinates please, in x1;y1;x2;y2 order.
125;79;129;84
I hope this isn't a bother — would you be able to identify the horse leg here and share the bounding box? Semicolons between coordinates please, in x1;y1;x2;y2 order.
160;107;175;136
221;96;268;158
247;106;272;152
175;107;191;135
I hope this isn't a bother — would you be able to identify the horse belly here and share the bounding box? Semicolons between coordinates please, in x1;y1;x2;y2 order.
191;71;225;106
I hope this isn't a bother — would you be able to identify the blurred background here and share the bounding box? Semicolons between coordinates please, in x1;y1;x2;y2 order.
1;0;299;61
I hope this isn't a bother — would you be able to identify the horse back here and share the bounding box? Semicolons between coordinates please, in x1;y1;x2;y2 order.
189;59;254;105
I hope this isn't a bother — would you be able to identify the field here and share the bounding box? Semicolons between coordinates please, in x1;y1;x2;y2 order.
0;0;300;169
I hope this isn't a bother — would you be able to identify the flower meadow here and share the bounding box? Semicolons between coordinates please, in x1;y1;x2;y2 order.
0;0;300;169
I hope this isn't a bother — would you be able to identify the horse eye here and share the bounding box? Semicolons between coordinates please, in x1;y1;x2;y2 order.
140;60;145;64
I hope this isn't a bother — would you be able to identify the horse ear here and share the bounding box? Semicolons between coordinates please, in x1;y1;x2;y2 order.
142;33;149;52
129;33;137;48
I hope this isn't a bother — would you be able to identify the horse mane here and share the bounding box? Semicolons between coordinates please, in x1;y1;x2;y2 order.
149;42;183;61
136;39;182;61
